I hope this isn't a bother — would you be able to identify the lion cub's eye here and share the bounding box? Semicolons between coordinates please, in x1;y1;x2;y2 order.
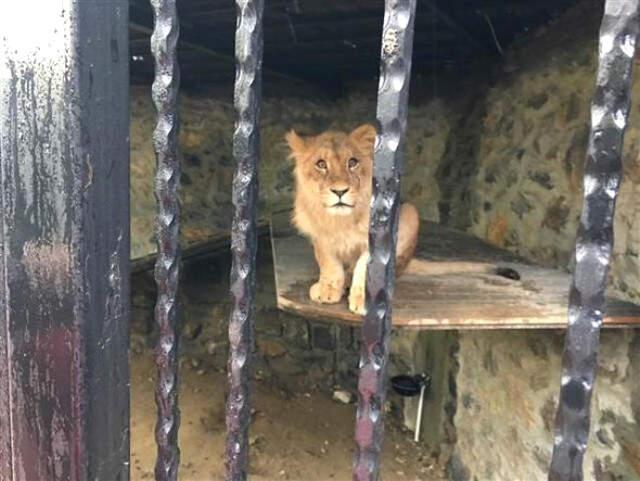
348;157;359;169
316;159;327;170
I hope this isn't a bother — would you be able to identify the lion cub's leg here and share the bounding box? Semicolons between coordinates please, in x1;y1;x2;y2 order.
348;251;369;315
396;203;419;275
348;203;420;315
310;241;345;304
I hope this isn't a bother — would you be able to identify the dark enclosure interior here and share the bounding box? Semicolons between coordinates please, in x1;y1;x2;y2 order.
125;1;640;480
129;0;579;91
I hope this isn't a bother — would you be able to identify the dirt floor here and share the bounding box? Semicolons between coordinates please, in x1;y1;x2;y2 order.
130;237;445;480
130;348;443;481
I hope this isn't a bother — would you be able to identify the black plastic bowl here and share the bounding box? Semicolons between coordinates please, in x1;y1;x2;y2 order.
390;374;431;397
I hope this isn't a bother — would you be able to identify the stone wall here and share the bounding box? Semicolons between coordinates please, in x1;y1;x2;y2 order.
450;330;640;481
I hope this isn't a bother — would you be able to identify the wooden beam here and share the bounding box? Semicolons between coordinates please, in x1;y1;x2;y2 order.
131;223;270;274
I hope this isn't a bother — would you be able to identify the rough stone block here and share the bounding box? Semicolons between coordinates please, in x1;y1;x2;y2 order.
310;323;335;351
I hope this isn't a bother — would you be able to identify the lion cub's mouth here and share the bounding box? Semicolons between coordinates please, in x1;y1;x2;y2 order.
326;201;355;215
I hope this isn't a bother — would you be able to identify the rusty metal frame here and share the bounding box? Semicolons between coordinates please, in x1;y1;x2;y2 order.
0;1;130;480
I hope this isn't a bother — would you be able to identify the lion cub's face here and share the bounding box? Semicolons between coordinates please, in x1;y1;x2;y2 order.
286;124;376;217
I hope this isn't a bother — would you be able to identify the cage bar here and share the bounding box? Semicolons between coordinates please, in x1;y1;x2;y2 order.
150;0;182;480
548;1;640;480
225;1;264;480
0;1;130;480
353;1;417;480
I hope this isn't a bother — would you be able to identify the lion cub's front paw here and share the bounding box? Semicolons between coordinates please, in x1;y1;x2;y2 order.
310;282;343;304
348;285;366;315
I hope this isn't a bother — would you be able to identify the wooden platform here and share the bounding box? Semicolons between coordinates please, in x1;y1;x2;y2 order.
270;211;640;330
131;222;270;274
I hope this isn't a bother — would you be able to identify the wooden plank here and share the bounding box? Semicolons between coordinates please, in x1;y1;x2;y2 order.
130;222;270;274
270;211;640;330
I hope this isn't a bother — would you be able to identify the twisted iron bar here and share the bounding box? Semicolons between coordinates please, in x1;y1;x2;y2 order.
353;1;417;480
150;0;181;480
549;1;639;480
225;1;264;480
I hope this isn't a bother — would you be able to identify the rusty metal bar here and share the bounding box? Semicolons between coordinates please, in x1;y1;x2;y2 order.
353;1;417;480
0;1;130;480
150;0;182;480
225;1;264;480
548;1;640;480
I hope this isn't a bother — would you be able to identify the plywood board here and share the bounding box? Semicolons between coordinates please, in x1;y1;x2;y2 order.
270;211;640;330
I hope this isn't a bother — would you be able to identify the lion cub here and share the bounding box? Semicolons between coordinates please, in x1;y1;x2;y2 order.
285;124;419;315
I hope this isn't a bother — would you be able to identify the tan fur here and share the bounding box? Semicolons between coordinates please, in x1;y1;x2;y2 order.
285;124;420;315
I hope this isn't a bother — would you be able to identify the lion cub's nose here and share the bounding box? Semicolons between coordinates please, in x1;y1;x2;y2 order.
330;188;349;198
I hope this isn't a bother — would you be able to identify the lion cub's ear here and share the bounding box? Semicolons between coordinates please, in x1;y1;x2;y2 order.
285;130;309;161
349;124;377;151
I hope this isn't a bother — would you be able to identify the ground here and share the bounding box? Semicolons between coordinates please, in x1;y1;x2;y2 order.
130;349;441;481
129;240;443;481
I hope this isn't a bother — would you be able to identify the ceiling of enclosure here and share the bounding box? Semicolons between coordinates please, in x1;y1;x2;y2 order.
129;0;582;92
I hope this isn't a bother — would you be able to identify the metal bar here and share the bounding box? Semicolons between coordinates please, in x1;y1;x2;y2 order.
149;0;182;480
548;1;640;480
225;1;264;480
353;2;417;481
0;1;130;480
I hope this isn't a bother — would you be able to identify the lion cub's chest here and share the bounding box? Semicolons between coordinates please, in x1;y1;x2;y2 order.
331;232;367;266
313;221;368;268
294;208;369;268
